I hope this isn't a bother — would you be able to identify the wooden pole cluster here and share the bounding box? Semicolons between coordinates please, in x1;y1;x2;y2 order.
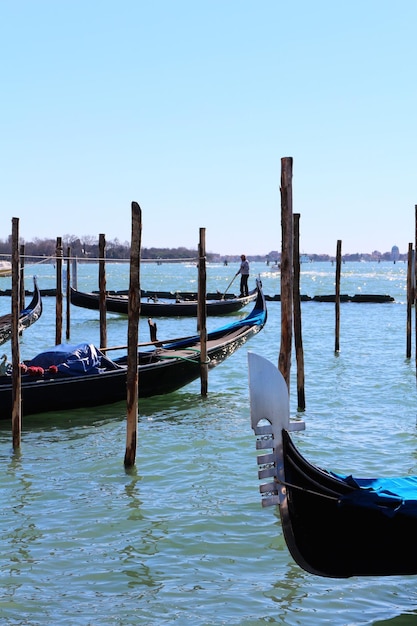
279;158;306;408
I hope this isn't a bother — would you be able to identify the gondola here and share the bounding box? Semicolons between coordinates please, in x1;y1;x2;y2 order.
0;276;43;347
0;282;266;419
0;260;12;277
70;285;258;317
248;352;417;578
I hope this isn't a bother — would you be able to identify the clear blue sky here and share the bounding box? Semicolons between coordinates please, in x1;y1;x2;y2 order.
1;1;415;256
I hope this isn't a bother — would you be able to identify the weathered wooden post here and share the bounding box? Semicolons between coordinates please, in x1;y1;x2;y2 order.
335;240;342;353
293;213;305;410
279;157;293;388
66;246;71;341
407;242;413;359
198;228;208;396
415;205;417;374
11;218;21;449
19;244;25;310
72;256;78;289
98;234;107;349
55;237;63;346
124;202;141;468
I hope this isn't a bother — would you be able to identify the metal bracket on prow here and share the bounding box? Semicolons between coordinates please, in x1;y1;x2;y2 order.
248;352;305;507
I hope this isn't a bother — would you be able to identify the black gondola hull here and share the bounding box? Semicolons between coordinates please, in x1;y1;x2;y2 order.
0;285;266;419
70;287;257;317
282;430;417;577
0;277;42;346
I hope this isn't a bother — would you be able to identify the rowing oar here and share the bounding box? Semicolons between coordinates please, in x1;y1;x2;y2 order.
221;273;238;300
100;334;198;352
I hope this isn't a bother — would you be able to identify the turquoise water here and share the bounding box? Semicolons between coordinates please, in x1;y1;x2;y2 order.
1;260;417;625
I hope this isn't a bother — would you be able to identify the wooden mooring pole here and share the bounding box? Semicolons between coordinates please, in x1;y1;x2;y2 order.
124;202;142;468
335;240;342;353
415;205;417;376
99;234;107;349
55;237;63;346
406;242;413;359
66;246;71;341
11;218;21;449
279;157;293;388
72;256;78;289
198;228;208;396
293;213;305;410
19;244;25;308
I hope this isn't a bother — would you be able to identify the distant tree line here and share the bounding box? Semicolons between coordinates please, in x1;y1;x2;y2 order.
0;235;407;264
0;235;212;262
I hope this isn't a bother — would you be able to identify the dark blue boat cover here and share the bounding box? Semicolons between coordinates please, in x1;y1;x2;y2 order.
26;343;119;376
333;472;417;517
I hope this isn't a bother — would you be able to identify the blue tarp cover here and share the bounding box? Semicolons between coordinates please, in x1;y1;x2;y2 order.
332;472;417;517
26;343;118;376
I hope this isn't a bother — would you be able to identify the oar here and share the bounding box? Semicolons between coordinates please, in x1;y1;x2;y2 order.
221;273;238;299
100;334;198;352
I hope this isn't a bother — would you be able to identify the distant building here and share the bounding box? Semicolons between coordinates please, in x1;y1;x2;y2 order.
266;250;280;265
391;245;400;262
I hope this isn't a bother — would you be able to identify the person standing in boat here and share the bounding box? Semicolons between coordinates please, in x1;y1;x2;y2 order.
236;254;250;297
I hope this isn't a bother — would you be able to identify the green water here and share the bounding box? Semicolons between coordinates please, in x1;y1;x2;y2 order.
1;261;417;625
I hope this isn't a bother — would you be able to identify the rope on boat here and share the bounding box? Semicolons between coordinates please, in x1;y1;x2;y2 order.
274;477;340;502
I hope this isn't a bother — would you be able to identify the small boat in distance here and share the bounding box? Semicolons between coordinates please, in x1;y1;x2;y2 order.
0;282;266;419
0;261;12;277
248;352;417;578
0;276;43;346
70;285;258;317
